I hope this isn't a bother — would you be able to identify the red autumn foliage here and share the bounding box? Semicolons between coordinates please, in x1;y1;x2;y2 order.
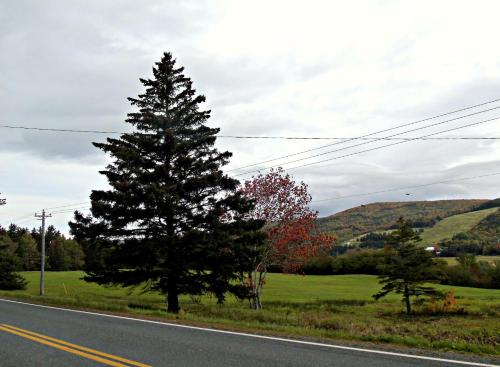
242;168;335;273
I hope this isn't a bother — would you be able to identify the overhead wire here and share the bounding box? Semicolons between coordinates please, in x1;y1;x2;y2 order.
44;201;90;210
228;99;500;172
51;206;91;215
235;115;500;176
232;106;500;174
0;123;497;141
220;136;500;140
311;172;500;203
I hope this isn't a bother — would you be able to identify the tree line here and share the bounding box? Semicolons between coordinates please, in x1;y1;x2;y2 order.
0;224;84;273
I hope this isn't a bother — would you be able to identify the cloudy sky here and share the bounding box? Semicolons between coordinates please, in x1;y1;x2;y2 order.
1;0;500;232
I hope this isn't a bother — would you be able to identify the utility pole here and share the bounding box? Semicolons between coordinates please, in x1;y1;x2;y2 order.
35;209;51;296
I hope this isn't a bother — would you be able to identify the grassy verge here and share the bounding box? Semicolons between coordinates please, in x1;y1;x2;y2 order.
1;272;499;355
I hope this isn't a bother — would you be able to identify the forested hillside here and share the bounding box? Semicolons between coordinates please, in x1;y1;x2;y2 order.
318;199;487;243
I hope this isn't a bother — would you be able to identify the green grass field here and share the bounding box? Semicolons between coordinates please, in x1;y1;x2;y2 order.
419;207;498;245
0;271;498;355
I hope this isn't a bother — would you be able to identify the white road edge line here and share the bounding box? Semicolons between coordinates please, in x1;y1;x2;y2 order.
0;298;497;367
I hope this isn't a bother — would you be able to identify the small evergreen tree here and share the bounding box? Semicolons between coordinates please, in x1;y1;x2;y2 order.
70;52;265;313
373;217;443;314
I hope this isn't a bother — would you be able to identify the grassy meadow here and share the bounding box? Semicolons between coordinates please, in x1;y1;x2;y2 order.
0;271;499;355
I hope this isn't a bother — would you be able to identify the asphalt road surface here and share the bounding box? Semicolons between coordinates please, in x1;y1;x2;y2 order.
0;298;498;367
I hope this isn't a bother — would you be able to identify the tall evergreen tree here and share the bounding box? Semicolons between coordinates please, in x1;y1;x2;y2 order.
70;52;265;313
373;217;443;314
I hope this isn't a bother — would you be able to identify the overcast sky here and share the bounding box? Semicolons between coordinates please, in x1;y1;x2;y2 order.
1;0;500;233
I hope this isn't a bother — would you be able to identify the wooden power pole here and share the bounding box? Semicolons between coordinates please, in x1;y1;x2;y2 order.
35;209;51;296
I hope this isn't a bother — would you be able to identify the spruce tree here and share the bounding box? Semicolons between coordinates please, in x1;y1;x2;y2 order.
70;52;264;313
373;217;443;314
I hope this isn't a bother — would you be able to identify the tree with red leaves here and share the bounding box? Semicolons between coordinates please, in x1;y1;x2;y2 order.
241;168;334;309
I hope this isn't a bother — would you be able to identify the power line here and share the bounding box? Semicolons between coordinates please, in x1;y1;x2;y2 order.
286;116;500;173
228;99;500;172
0;123;498;141
2;96;500;139
312;172;500;203
0;205;89;224
220;136;500;140
236;115;500;176
9;213;35;222
51;206;91;214
232;106;500;174
51;210;89;215
44;201;90;210
10;216;37;225
0;125;124;134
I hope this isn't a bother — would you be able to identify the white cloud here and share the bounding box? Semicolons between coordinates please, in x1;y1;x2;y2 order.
1;0;500;232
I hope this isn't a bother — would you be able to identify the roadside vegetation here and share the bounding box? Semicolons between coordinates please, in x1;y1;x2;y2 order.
0;271;498;355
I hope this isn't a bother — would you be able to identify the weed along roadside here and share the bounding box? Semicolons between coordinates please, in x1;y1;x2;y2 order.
1;271;498;356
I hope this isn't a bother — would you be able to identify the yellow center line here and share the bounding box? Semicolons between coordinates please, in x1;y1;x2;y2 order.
0;324;151;367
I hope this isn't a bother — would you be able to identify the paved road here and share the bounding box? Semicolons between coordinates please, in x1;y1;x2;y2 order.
0;298;498;367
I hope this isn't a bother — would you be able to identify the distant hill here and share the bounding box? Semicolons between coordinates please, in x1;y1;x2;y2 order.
318;199;488;244
419;207;498;245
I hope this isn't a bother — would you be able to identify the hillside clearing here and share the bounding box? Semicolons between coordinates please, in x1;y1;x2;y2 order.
419;207;498;245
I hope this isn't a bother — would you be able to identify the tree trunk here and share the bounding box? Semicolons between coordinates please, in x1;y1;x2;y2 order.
250;288;262;310
404;284;411;315
249;269;265;310
167;283;180;313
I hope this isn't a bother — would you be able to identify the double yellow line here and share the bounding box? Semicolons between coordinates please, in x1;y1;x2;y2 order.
0;323;151;367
